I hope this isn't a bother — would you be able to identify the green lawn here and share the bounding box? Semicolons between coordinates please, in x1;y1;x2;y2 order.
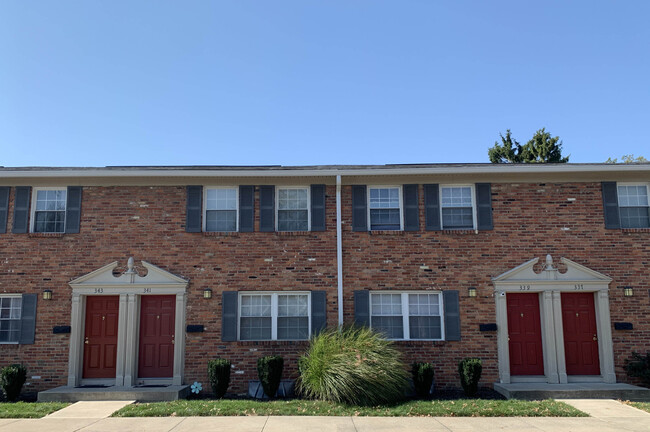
627;402;650;413
113;399;586;417
0;402;70;418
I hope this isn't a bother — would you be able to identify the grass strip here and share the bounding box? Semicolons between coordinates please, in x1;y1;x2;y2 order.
0;402;70;418
626;402;650;413
113;398;586;417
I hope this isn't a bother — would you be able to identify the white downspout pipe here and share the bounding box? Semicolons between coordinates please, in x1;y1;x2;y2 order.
336;175;344;326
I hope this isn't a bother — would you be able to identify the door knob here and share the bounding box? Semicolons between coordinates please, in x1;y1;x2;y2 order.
593;334;598;341
84;337;89;344
171;335;175;345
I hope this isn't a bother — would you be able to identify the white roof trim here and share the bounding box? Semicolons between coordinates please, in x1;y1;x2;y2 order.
69;260;188;287
492;256;612;284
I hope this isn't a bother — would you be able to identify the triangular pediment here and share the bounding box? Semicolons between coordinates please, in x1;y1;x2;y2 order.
492;256;612;283
69;260;188;288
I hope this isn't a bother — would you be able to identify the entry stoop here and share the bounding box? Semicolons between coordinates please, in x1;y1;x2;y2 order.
494;382;650;401
37;385;191;402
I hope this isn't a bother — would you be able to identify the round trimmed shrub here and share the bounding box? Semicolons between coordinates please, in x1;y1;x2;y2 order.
207;358;231;398
257;355;284;399
297;326;409;406
1;364;27;402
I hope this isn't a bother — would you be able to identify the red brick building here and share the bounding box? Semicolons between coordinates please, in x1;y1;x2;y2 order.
0;164;648;398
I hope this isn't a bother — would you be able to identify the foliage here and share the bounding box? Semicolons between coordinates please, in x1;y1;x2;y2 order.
257;356;284;399
605;154;648;163
0;402;69;418
624;351;650;387
488;128;569;163
207;358;231;399
0;364;27;402
458;358;482;397
411;362;435;398
625;402;650;414
112;398;586;417
297;326;409;406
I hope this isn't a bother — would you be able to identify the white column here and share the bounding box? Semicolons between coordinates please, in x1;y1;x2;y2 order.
172;292;187;386
542;291;559;383
123;293;138;387
552;291;568;384
67;293;83;387
495;291;510;383
114;294;128;386
596;290;617;383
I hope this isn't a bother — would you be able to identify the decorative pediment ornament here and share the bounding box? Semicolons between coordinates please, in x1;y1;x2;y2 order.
492;254;612;284
69;257;188;289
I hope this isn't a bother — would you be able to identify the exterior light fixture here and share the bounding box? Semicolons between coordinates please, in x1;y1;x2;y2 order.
203;288;212;299
624;287;633;297
43;289;53;300
468;287;477;298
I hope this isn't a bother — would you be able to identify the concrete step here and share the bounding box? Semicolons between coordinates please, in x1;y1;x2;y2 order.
494;382;650;401
37;384;190;402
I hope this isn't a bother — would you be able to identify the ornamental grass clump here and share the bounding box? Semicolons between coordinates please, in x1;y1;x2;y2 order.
297;326;409;406
207;358;231;399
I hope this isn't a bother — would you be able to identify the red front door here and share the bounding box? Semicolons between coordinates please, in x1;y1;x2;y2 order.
507;293;544;375
138;295;175;378
562;293;600;375
83;296;119;379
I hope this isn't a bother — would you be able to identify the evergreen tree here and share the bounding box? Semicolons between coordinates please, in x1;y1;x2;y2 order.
488;128;569;163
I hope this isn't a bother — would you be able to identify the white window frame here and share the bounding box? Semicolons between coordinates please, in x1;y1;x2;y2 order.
202;186;239;232
237;291;312;341
617;182;650;228
369;291;445;341
367;185;404;231
275;186;311;232
439;184;477;230
30;187;67;233
0;294;22;345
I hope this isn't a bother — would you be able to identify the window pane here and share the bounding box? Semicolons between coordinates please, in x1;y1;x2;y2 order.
205;210;237;232
240;317;272;340
369;188;400;209
278;188;308;210
278;210;308;231
370;209;400;230
441;187;472;207
409;316;442;339
34;211;65;233
278;295;308;317
442;208;473;229
371;294;402;315
618;185;649;207
372;316;403;339
277;316;309;340
620;207;650;228
408;294;440;316
240;295;271;317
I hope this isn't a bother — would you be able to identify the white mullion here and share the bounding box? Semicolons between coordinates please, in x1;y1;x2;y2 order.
271;294;278;340
402;293;410;340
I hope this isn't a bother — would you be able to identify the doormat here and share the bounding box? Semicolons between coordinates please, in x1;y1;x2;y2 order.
75;385;112;388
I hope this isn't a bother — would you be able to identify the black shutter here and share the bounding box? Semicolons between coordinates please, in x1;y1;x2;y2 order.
222;291;238;341
352;185;367;232
443;290;461;341
186;186;203;233
19;294;37;344
353;290;370;327
476;183;493;230
310;184;326;232
311;290;327;335
12;186;31;234
239;186;255;232
424;184;441;231
403;184;419;231
259;186;275;232
65;186;83;234
601;182;621;229
0;187;9;234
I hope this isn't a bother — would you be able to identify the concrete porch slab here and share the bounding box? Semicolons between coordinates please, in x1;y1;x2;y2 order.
37;385;190;402
494;382;650;401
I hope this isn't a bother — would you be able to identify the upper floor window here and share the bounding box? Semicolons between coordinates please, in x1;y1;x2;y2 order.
204;187;238;232
369;186;402;230
440;185;476;229
370;292;443;340
618;184;650;228
31;188;67;233
277;187;310;231
0;296;22;343
239;292;310;341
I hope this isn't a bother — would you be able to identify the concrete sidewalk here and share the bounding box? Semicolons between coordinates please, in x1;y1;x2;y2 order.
0;399;647;432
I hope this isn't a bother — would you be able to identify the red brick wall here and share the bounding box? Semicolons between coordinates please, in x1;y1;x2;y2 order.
0;182;648;395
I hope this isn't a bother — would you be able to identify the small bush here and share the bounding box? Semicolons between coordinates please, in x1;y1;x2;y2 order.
411;362;434;398
624;352;650;387
257;356;284;399
297;326;409;406
1;364;27;402
207;358;231;398
458;358;482;397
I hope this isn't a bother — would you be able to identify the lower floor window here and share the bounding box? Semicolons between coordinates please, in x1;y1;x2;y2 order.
0;297;22;343
370;292;443;340
239;292;310;341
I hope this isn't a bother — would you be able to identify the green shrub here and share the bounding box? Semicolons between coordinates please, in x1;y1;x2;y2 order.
1;364;27;402
297;326;409;406
207;358;231;398
624;351;650;387
411;362;434;398
458;358;482;397
257;356;284;399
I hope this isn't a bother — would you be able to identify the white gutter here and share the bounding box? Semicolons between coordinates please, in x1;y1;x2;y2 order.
336;175;344;327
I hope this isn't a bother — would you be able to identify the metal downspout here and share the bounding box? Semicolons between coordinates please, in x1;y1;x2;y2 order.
336;175;343;326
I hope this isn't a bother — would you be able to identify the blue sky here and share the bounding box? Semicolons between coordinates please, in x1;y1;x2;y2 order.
1;1;649;167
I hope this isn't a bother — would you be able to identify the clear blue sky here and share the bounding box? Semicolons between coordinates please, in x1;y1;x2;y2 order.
1;1;649;167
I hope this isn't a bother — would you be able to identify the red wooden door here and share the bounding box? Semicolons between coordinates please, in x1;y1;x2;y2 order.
507;293;544;375
83;296;119;379
562;293;600;375
138;295;175;378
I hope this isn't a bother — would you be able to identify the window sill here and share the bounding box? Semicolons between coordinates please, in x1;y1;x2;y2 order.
441;229;479;235
369;230;405;236
621;228;650;233
202;231;240;237
28;232;65;238
274;231;314;236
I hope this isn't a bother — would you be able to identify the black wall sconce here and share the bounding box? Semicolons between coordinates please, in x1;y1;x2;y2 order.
43;289;53;300
203;288;212;299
